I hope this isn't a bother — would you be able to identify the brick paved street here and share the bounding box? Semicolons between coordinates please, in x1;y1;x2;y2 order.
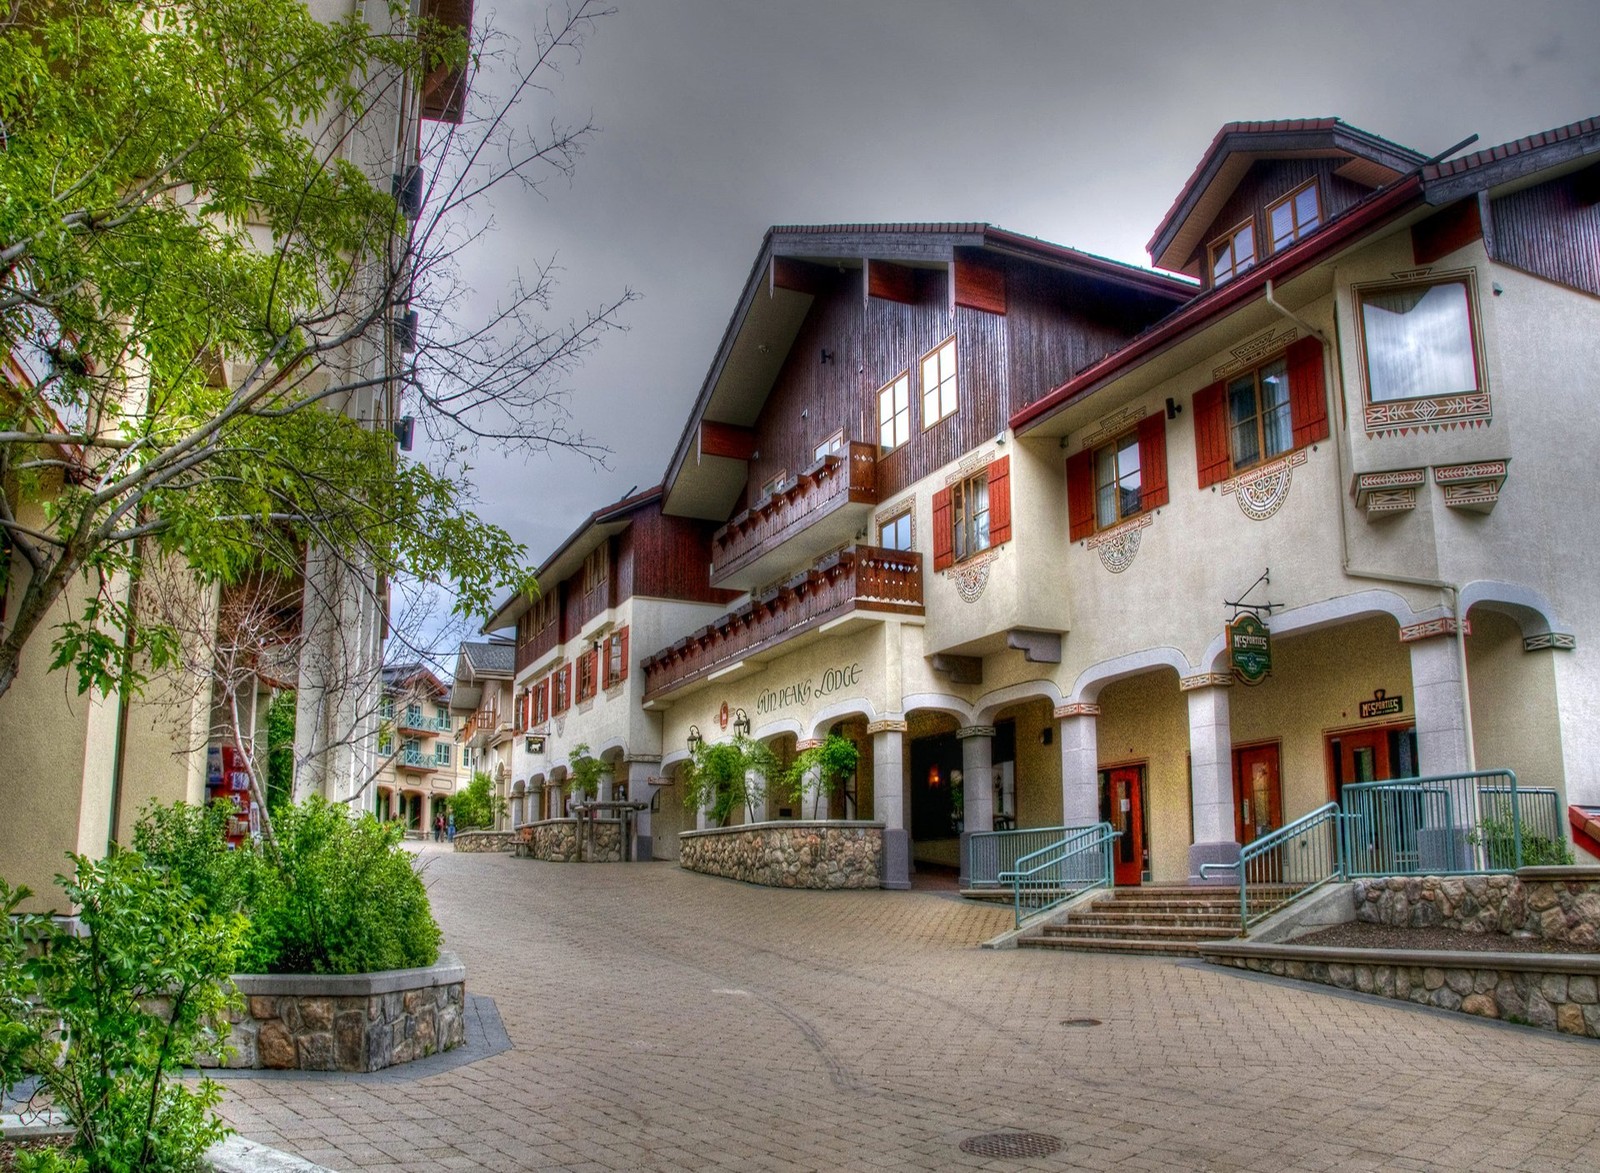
215;845;1600;1171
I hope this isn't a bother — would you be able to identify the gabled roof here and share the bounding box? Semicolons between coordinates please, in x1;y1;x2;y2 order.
481;485;663;633
1147;118;1428;275
382;662;449;700
458;638;514;678
660;222;1193;522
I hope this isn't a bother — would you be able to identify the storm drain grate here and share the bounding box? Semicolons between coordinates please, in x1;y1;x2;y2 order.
959;1131;1064;1159
1060;1017;1102;1027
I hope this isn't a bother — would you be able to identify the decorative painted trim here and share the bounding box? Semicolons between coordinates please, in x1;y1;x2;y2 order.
956;725;997;740
1087;512;1153;573
1079;404;1147;452
1433;459;1508;514
1524;632;1577;652
1399;617;1472;642
872;499;916;548
951;549;996;603
794;739;822;751
866;719;909;735
1364;392;1491;437
1211;326;1298;382
1352;468;1425;518
1180;672;1234;691
1053;703;1101;718
944;446;1000;485
1223;449;1308;521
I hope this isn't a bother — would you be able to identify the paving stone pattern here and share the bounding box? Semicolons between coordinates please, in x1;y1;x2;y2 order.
215;845;1600;1171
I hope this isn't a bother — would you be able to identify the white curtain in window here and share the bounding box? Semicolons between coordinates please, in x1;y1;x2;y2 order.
1361;283;1476;402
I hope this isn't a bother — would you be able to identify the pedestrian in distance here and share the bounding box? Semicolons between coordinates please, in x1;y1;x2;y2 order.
434;813;444;842
447;813;456;842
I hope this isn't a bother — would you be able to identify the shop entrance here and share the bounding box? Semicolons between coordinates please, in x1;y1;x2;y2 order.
1098;764;1146;886
1233;742;1283;847
1326;723;1418;804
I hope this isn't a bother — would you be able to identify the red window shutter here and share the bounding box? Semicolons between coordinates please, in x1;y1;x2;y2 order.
1193;380;1230;489
1287;336;1329;448
932;486;954;571
1138;414;1169;511
618;627;629;682
987;455;1011;546
1066;449;1095;542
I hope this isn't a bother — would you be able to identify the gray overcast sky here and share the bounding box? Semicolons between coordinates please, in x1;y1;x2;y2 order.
425;0;1598;617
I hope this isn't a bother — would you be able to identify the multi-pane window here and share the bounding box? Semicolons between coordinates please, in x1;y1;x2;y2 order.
951;471;990;562
1267;181;1321;252
553;664;571;714
921;338;958;428
433;743;451;767
532;678;550;724
1094;433;1143;528
1227;357;1292;471
879;507;913;552
813;430;845;462
1357;279;1479;402
605;630;626;687
378;733;394;756
759;473;787;498
582;546;608;596
1210;220;1256;285
878;373;910;452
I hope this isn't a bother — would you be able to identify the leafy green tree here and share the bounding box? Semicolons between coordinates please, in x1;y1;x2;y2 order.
449;770;503;829
0;0;627;702
781;733;859;819
682;736;780;826
264;689;297;812
566;742;612;802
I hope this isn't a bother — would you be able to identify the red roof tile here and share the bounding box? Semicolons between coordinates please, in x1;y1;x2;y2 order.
1423;116;1600;180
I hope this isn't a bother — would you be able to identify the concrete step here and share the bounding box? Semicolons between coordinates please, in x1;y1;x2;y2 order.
1019;935;1210;958
1067;911;1241;929
1040;922;1237;942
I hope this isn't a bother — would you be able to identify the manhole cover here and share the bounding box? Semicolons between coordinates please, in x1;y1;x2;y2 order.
1060;1017;1101;1027
959;1132;1064;1159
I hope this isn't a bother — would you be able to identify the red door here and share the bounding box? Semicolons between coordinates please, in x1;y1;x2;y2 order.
1233;743;1283;846
1099;765;1146;887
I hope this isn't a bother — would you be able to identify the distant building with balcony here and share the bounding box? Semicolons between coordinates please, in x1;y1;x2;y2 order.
374;663;466;833
448;637;516;828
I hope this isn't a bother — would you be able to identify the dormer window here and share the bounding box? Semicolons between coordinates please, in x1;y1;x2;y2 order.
1209;220;1256;285
1267;180;1321;252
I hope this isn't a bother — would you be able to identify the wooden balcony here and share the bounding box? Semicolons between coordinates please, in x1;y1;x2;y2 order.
460;697;511;748
710;442;880;591
642;545;922;702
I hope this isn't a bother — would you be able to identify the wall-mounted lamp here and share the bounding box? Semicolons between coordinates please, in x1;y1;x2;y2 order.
1165;397;1183;420
687;725;703;751
995;432;1007;446
732;708;751;737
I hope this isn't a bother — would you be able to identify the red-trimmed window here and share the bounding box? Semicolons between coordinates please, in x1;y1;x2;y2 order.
1193;337;1327;488
1066;415;1168;541
932;455;1010;571
604;627;629;688
553;663;571;714
532;678;550;725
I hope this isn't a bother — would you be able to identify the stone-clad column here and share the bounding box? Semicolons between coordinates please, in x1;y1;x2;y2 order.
1055;704;1101;827
956;726;995;888
870;719;910;890
1404;622;1472;776
1183;674;1238;883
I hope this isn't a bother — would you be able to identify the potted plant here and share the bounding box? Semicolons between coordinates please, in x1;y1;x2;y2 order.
783;733;859;820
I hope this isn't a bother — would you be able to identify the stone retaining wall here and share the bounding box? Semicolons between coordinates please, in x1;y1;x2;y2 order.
452;830;515;853
1205;943;1600;1038
516;818;624;862
204;953;466;1072
1355;867;1600;947
679;821;883;888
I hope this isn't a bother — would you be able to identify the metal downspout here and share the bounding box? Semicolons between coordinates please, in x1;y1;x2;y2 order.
1263;279;1476;771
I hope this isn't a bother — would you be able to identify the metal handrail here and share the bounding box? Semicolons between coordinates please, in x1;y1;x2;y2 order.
1342;767;1525;876
965;824;1075;888
1232;801;1345;933
999;822;1117;928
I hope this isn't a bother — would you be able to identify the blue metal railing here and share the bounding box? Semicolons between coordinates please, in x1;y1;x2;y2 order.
1342;768;1529;877
1212;802;1346;933
965;825;1075;889
999;823;1117;928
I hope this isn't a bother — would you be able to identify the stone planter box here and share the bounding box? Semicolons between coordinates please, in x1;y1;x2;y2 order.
1355;868;1600;947
452;830;515;853
1201;940;1600;1038
679;820;883;889
203;952;466;1072
515;817;623;862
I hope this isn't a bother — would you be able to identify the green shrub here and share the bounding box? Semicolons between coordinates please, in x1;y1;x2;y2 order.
780;733;858;816
681;736;778;825
0;854;243;1173
566;743;612;801
135;797;440;976
1472;812;1576;869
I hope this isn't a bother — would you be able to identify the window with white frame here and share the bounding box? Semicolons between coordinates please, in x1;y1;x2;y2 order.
813;430;845;462
921;338;957;428
878;373;910;453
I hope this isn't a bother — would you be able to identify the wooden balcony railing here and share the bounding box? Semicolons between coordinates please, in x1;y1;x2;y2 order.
710;442;879;587
642;545;922;701
459;695;506;745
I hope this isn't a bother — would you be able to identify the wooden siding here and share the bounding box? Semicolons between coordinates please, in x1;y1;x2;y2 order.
627;509;740;604
1190;159;1373;285
1491;168;1600;298
1412;198;1484;266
